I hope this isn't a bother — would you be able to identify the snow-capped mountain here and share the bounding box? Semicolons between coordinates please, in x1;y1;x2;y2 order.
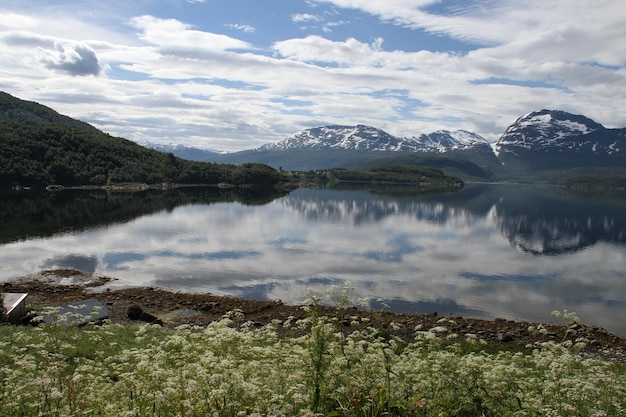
260;125;488;153
260;125;418;152
494;109;624;157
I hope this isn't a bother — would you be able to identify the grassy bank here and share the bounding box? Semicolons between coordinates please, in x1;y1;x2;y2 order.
1;304;625;417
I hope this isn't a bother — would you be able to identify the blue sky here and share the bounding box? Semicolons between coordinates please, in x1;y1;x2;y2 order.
1;0;625;151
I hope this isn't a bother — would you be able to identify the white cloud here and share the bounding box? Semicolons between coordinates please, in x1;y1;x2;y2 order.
130;15;253;52
37;41;103;76
291;10;350;33
292;13;323;23
274;35;384;66
471;24;626;68
322;19;349;32
315;0;626;65
225;23;255;33
0;30;53;48
0;30;104;77
0;12;38;30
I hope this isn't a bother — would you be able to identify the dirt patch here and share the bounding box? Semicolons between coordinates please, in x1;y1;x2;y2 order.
4;269;625;361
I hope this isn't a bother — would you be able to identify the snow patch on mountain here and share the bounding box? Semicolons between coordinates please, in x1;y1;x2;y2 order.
510;112;597;140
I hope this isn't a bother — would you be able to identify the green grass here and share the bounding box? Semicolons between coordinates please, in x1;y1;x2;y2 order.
1;308;625;417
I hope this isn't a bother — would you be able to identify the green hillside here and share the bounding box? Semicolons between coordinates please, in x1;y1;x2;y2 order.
325;165;463;187
0;92;286;189
0;91;99;132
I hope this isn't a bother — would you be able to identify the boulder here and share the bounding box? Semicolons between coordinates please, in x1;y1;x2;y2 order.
127;304;163;325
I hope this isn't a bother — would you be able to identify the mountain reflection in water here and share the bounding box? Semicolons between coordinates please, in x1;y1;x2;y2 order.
0;184;624;336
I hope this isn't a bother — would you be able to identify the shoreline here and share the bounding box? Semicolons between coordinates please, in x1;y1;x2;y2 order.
7;181;296;193
3;269;626;362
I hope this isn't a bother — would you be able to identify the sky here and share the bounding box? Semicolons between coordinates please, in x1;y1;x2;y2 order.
1;0;625;152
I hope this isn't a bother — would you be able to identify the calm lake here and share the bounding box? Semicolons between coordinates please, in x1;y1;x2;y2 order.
1;184;625;336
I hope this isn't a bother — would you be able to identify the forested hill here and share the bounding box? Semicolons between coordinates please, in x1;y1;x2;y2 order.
0;92;99;132
0;92;286;189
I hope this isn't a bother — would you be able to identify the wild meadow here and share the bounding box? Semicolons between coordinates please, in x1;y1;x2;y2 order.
1;288;625;417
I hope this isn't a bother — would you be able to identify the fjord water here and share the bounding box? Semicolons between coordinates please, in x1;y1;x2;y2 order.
1;184;625;336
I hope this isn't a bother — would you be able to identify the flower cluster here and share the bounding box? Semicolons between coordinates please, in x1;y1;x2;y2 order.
0;308;624;416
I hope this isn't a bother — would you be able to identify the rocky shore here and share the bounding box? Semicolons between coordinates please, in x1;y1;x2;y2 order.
3;269;625;362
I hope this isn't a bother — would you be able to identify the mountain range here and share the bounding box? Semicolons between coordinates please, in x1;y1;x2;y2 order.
1;88;624;183
146;109;626;181
146;125;490;159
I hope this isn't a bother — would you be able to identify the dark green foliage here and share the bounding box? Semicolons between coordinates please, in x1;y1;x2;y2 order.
231;163;290;187
325;165;463;188
0;92;286;189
